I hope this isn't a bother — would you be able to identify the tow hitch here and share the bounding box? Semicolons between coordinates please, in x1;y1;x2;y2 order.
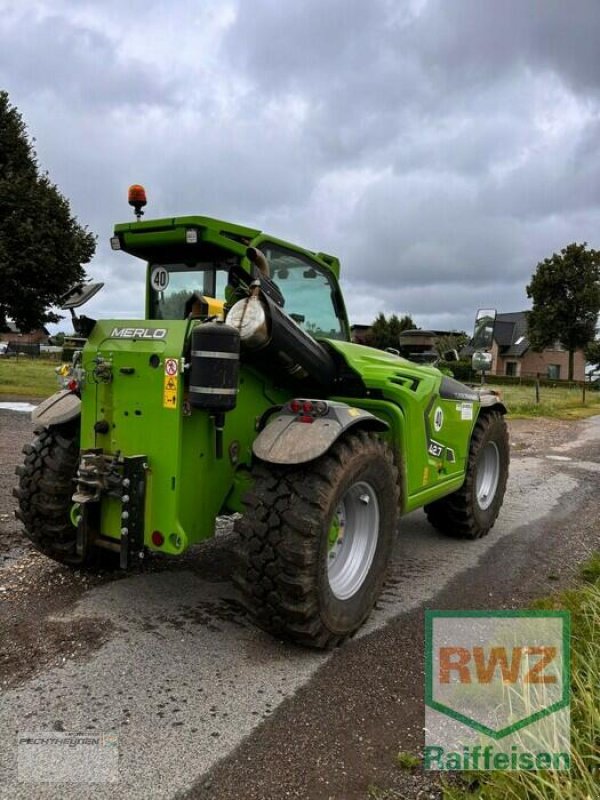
73;451;147;568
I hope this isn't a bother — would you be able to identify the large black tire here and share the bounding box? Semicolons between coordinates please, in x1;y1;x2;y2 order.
235;430;399;648
13;422;89;566
424;410;509;539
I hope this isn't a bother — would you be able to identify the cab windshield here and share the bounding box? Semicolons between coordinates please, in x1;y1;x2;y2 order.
149;262;231;320
149;246;347;341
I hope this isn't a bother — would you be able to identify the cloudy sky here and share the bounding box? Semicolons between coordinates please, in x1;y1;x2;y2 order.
2;0;600;333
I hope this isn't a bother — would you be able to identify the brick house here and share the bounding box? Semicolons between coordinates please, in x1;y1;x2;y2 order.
0;322;50;345
468;311;586;381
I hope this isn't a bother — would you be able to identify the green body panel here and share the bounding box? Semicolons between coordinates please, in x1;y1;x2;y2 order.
72;213;488;557
327;341;479;510
81;320;288;554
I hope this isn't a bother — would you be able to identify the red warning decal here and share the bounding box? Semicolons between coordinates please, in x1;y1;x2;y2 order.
165;358;178;377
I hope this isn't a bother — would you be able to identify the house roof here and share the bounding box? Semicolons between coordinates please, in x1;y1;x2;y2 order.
0;321;50;336
496;311;530;357
463;310;530;357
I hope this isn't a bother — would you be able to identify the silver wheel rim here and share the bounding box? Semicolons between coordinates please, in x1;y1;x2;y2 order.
476;442;500;511
327;481;380;600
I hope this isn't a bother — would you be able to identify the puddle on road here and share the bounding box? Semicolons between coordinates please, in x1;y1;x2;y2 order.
0;402;36;413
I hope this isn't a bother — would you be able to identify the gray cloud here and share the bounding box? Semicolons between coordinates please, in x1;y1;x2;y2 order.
0;8;175;109
1;0;599;334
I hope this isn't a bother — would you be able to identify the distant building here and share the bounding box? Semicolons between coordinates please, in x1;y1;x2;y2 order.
350;324;372;345
0;322;50;345
397;329;455;363
464;311;586;381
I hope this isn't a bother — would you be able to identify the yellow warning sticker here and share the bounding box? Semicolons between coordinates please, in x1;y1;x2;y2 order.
163;375;178;409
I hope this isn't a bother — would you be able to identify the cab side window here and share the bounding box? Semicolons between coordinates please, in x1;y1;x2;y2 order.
258;243;346;340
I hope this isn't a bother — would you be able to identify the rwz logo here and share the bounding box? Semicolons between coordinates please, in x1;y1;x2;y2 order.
439;645;557;685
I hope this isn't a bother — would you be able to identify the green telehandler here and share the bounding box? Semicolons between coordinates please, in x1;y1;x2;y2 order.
15;187;509;648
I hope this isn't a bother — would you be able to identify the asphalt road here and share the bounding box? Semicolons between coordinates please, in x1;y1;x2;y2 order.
0;408;599;799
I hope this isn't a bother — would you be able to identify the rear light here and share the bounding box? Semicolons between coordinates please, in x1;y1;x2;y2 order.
151;531;164;547
67;379;79;392
289;398;328;417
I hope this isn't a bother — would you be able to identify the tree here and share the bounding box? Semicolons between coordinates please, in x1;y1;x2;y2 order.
585;338;600;369
434;331;468;359
0;91;96;331
526;243;600;380
368;312;416;350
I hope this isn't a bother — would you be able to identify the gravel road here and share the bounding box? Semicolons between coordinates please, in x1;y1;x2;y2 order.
0;405;599;799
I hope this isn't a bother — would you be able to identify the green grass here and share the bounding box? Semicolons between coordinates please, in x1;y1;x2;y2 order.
442;555;600;800
1;358;599;422
396;752;421;770
485;383;600;419
0;357;59;397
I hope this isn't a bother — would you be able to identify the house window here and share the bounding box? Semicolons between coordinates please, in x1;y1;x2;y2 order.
505;362;518;377
547;364;561;380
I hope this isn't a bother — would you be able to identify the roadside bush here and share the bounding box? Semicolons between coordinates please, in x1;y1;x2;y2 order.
437;360;474;382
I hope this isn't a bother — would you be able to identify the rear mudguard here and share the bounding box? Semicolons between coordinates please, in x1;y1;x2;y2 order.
252;401;388;465
32;389;81;427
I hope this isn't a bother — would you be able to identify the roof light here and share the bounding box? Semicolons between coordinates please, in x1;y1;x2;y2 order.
186;228;198;244
110;236;121;251
128;184;147;206
128;184;147;220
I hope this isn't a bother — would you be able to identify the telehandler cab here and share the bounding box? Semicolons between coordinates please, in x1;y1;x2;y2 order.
15;187;509;648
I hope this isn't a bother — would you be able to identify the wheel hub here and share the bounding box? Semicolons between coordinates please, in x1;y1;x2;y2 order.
476;441;500;510
327;481;380;600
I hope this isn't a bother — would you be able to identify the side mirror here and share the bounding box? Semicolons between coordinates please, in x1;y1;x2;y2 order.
472;308;496;351
472;351;492;373
60;282;104;310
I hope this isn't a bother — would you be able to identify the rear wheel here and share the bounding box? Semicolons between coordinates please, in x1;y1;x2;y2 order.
425;410;509;539
13;422;90;566
235;430;399;648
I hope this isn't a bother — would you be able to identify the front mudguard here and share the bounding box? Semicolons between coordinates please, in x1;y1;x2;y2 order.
478;390;508;415
32;389;81;428
252;401;388;465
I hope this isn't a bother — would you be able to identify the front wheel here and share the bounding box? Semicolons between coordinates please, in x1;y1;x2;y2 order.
235;430;399;648
425;410;509;539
